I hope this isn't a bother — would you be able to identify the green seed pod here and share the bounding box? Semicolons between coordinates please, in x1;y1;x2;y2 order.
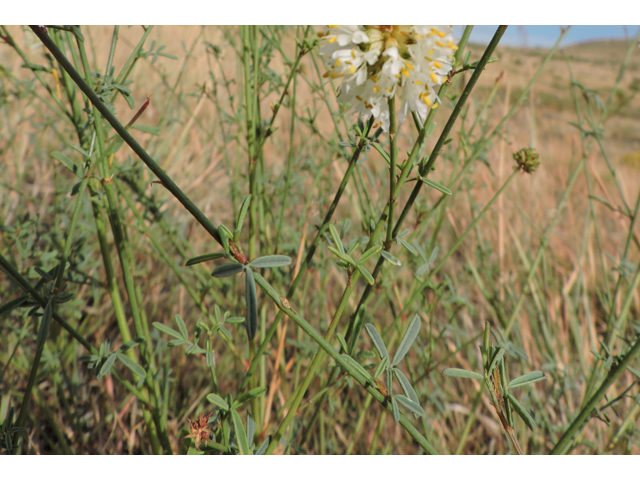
513;148;540;174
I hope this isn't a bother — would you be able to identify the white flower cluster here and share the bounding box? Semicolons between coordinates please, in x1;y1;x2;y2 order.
319;25;458;131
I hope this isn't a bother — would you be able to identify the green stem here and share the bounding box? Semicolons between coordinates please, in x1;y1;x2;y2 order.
393;26;508;236
550;265;640;454
240;119;374;391
386;96;397;246
266;280;355;454
29;26;223;245
255;273;438;454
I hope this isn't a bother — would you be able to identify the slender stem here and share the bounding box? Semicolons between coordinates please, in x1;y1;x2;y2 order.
393;26;508;236
254;274;438;454
29;26;223;245
240;119;374;390
550;267;640;454
386;96;397;246
266;280;355;454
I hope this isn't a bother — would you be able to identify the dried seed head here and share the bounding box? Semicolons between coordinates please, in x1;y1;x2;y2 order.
513;148;540;174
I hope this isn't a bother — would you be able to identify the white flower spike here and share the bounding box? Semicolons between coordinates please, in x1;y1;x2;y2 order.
319;25;458;131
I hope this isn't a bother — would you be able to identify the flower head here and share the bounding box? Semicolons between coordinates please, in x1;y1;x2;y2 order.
319;25;458;130
513;148;540;174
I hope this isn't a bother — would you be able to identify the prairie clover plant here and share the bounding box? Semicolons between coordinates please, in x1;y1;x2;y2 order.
319;25;458;129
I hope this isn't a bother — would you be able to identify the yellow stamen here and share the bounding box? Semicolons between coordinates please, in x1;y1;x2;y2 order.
438;32;446;38
351;49;356;59
430;72;438;83
373;85;381;93
434;61;442;68
401;68;409;77
423;96;432;106
349;65;356;74
371;74;379;83
413;80;423;85
328;36;337;44
386;87;393;93
436;41;445;48
404;61;414;71
336;60;341;67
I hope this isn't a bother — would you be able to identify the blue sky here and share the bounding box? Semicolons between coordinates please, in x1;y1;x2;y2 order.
455;26;640;48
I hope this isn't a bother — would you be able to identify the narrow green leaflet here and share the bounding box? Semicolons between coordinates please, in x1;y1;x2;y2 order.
397;238;418;255
0;295;30;316
508;371;546;389
364;324;389;360
328;245;347;261
505;392;536;431
231;410;250;455
393;368;420;408
328;224;344;255
234;194;252;241
245;267;258;340
488;346;506;376
442;368;484;380
374;357;389;379
116;352;146;378
226;316;245;324
248;255;291;269
420;177;452;196
391;396;400;424
99;353;117;377
153;322;185;340
381;250;401;266
395;395;423;417
358;245;382;264
340;354;372;384
235;387;267;407
246;414;256;448
51;152;79;176
130;125;160;135
356;264;375;285
185;252;225;266
69;143;91;158
336;333;349;353
175;314;188;340
371;142;391;165
254;436;270;455
211;262;245;278
392;314;421;366
206;393;229;411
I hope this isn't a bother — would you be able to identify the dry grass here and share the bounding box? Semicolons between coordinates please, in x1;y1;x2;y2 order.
1;26;640;454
